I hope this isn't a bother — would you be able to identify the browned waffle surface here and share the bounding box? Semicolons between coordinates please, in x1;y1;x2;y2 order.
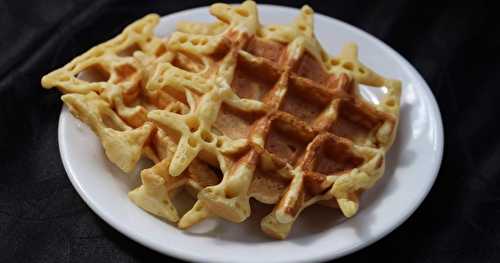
41;1;402;239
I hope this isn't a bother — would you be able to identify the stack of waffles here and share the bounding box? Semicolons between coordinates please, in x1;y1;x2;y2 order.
41;1;401;239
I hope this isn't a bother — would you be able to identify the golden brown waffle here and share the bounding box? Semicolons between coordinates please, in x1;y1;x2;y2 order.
41;1;402;239
138;1;401;238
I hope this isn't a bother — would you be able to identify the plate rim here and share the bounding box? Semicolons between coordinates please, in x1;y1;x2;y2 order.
58;4;444;263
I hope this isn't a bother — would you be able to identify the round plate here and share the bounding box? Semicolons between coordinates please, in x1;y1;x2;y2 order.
58;4;443;263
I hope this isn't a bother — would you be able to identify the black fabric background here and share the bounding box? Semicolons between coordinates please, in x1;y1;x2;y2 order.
1;0;499;262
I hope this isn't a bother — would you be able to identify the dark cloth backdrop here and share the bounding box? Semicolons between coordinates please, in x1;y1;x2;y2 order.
1;0;499;262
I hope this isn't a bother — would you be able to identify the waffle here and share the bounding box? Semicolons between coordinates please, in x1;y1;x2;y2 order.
41;1;401;239
40;14;222;222
41;14;168;172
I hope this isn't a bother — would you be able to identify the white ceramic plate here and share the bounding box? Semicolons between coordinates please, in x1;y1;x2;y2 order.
58;4;443;263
